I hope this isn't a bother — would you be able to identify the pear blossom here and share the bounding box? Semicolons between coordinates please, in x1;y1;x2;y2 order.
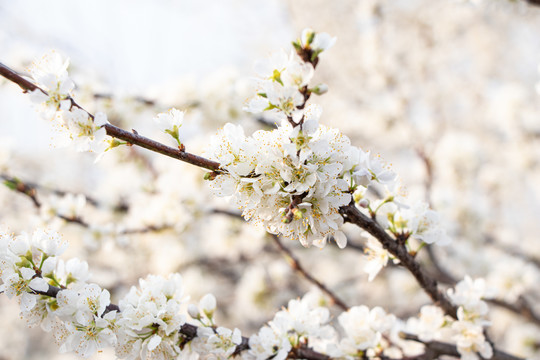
452;321;493;360
55;258;91;286
193;326;242;358
61;108;109;152
402;202;451;245
32;228;68;257
416;305;446;342
338;305;395;355
300;28;337;53
27;50;74;118
363;238;390;281
0;267;48;312
154;108;185;146
270;296;335;341
206;105;359;248
55;313;117;358
116;274;186;359
248;326;292;360
447;276;493;310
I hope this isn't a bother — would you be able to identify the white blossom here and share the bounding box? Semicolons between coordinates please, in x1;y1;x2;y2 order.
27;50;74;118
363;238;389;281
248;325;291;360
154;108;185;145
338;305;395;354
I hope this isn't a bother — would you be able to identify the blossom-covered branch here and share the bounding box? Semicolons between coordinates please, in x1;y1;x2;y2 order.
1;173;173;236
0;26;535;360
2;227;525;360
0;61;220;171
339;204;459;318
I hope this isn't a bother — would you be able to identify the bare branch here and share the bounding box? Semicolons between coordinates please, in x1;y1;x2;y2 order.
270;234;349;311
211;207;349;311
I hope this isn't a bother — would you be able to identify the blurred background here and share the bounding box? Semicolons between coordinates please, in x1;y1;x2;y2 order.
1;0;540;359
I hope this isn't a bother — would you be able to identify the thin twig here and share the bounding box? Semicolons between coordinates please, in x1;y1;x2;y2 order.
211;208;349;311
270;234;349;311
1;173;100;206
487;297;540;327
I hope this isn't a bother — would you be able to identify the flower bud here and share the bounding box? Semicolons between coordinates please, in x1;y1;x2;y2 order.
200;293;217;318
311;84;328;95
187;304;200;319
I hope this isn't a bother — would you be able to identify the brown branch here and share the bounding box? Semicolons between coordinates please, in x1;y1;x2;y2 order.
0;61;221;172
1;58;528;360
270;234;349;311
339;204;458;318
2;174;41;208
340;205;532;360
31;283;522;360
425;245;540;327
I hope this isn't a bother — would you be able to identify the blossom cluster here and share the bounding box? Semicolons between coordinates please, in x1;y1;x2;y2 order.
205;30;449;252
26;51;114;157
0;227;243;359
0;227;396;359
1;23;533;360
2;226;501;360
409;276;494;360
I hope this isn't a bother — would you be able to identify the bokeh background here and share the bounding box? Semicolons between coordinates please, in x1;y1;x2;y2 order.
1;0;540;359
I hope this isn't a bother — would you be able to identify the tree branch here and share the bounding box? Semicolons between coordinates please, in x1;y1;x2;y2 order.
339;204;458;318
0;62;221;172
211;207;350;311
270;234;349;311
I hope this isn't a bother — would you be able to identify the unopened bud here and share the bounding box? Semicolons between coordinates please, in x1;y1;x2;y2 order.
200;293;217;312
187;304;200;319
311;84;328;95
